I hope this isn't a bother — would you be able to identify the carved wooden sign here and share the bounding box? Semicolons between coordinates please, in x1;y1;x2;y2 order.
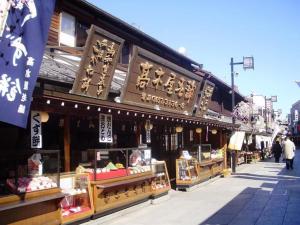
121;47;202;115
72;25;124;99
196;80;215;117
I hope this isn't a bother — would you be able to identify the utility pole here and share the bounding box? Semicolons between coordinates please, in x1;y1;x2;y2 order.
229;57;254;173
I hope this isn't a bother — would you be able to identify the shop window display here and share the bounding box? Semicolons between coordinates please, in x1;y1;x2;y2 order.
176;158;200;182
0;150;63;225
60;173;94;224
151;160;171;196
176;144;225;190
78;147;152;181
2;150;60;195
76;147;155;215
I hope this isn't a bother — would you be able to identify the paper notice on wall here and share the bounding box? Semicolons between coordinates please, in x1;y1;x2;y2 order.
31;111;42;148
99;113;113;143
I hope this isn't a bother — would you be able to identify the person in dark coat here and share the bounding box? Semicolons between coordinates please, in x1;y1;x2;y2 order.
272;141;282;163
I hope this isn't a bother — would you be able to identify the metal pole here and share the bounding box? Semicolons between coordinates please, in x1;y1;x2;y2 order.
231;57;236;173
231;58;235;125
265;96;267;133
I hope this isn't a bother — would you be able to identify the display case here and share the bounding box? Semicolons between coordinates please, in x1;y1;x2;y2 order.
151;161;171;197
211;148;224;160
78;147;155;216
200;144;212;161
176;145;225;190
190;145;201;162
0;150;63;225
176;158;201;190
60;173;94;224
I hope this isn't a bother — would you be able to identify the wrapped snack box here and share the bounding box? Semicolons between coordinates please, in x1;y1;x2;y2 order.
28;153;43;177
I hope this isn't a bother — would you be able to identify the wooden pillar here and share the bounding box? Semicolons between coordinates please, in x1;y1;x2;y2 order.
222;130;227;170
219;129;223;147
64;115;70;172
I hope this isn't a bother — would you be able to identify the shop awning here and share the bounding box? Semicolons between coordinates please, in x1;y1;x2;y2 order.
228;131;245;151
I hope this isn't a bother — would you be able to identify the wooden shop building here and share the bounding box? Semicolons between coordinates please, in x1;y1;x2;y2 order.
0;0;246;224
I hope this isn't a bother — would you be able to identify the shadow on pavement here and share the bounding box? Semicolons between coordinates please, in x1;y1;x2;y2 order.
199;150;300;225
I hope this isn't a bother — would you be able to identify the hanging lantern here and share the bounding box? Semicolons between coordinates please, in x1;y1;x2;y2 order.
175;126;183;133
195;128;202;134
144;120;153;131
40;111;49;123
211;129;218;135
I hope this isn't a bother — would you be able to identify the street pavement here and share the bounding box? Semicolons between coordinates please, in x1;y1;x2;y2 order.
84;150;300;225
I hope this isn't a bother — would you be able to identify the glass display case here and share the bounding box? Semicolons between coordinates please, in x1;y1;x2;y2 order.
211;148;224;160
190;145;201;161
151;161;170;197
60;173;93;224
176;144;225;190
4;150;60;195
200;144;211;161
79;147;154;216
81;147;152;181
0;150;63;225
176;158;201;190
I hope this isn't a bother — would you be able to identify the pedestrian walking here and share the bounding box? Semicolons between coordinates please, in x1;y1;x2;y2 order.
283;136;296;170
260;141;265;160
272;140;282;163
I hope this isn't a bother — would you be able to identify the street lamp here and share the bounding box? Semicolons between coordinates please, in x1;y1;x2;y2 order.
265;95;277;133
230;56;254;173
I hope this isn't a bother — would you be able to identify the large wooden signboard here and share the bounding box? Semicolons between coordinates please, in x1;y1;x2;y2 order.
196;80;215;117
121;47;202;115
72;25;124;99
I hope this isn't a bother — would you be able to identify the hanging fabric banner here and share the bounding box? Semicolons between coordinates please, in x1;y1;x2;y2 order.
228;131;245;151
99;113;113;143
31;111;42;148
0;0;56;128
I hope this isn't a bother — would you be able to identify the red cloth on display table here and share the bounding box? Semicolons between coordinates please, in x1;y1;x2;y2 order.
89;169;127;181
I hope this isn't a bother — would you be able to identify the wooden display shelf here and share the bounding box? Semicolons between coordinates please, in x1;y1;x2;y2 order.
176;158;225;190
198;168;211;181
176;159;202;190
60;173;94;225
151;186;170;197
199;160;215;167
0;188;64;225
91;173;154;216
176;178;202;187
212;158;224;163
96;174;155;189
211;158;224;176
90;171;153;185
151;161;171;198
62;207;93;225
0;187;61;206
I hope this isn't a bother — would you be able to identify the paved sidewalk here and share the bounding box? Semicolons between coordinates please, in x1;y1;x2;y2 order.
84;150;300;225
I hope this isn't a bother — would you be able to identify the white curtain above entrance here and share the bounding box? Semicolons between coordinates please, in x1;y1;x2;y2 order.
228;131;245;151
255;135;272;149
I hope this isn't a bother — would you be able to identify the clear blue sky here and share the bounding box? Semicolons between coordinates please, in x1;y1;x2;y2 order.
88;0;300;118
